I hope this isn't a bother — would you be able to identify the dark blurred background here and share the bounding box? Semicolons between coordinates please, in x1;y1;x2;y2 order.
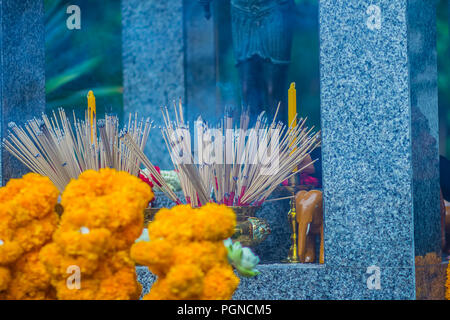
438;0;450;158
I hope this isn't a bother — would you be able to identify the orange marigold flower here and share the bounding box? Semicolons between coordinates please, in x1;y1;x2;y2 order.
143;279;171;300
0;241;23;265
0;173;59;300
131;239;174;277
164;264;204;299
41;168;152;300
109;250;137;271
111;216;145;251
6;251;53;300
39;242;101;278
148;205;196;242
96;267;142;300
0;267;11;291
202;265;240;300
133;203;238;300
173;241;228;273
13;212;59;252
193;203;236;241
446;261;450;300
52;228;112;257
54;278;100;300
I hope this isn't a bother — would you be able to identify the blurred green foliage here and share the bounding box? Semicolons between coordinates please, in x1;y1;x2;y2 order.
45;0;123;119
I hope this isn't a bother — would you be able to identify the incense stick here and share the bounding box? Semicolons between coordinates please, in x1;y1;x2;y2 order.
126;103;321;207
3;109;152;192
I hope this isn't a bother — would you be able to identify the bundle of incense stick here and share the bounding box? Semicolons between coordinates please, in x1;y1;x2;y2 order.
120;132;182;205
3;108;152;192
123;101;321;207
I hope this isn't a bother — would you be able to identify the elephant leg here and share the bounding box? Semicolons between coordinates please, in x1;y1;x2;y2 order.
297;220;309;263
295;191;309;262
304;233;316;263
319;224;324;264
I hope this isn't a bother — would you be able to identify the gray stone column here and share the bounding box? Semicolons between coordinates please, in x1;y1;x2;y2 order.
0;0;46;185
122;0;186;169
320;0;439;288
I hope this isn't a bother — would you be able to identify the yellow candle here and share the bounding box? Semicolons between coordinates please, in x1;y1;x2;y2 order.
87;90;96;144
288;82;297;128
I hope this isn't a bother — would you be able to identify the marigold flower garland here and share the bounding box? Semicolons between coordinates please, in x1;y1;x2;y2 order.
131;203;240;300
446;256;450;300
0;173;60;300
40;168;154;300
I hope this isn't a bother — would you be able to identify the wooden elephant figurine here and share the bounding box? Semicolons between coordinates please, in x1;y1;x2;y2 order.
295;190;324;264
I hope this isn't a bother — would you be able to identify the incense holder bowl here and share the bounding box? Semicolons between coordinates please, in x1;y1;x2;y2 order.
143;206;270;248
230;206;271;248
144;207;159;226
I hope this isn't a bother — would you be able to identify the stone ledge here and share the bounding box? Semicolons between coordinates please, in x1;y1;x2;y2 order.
136;263;415;300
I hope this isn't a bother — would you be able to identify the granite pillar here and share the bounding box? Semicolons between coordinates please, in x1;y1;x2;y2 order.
122;0;185;169
321;0;440;267
318;0;439;298
0;0;46;185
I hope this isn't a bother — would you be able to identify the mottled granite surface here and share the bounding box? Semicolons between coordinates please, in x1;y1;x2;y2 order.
152;191;182;209
317;0;438;298
233;264;415;300
0;0;45;184
137;267;156;299
136;264;415;300
252;189;291;263
320;0;415;269
122;0;185;169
